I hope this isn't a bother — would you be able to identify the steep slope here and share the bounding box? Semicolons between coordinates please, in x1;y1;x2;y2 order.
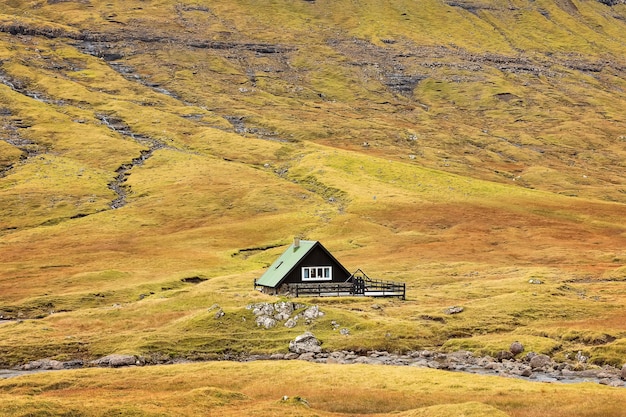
0;0;626;368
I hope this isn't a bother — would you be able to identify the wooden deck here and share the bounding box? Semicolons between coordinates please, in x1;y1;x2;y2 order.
288;270;405;299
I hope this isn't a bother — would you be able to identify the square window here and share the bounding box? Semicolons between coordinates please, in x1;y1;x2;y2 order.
302;266;332;281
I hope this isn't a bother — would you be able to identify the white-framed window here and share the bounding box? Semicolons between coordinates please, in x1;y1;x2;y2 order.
302;266;332;281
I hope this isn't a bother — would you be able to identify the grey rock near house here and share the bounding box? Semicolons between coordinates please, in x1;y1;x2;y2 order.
289;332;322;354
284;317;298;328
256;315;277;329
251;303;274;317
302;305;324;319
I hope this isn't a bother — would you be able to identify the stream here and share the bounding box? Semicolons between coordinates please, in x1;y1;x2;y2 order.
1;354;623;387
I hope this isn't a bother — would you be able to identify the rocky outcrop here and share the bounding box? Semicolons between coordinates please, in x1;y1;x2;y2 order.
247;302;323;329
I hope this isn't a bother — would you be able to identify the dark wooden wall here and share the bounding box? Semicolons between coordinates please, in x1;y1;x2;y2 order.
282;245;350;284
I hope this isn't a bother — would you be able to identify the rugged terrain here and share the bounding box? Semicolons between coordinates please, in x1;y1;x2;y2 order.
1;0;626;415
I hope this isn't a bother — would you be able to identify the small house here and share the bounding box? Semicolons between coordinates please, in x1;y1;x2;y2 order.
254;238;351;294
254;238;406;299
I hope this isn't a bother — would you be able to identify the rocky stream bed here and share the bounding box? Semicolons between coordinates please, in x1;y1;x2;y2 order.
2;334;624;388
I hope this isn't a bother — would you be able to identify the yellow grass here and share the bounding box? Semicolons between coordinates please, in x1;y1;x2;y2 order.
1;361;625;416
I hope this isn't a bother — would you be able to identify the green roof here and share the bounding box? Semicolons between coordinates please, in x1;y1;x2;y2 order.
256;240;318;287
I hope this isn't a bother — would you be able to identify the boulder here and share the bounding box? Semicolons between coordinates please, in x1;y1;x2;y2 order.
91;354;137;368
297;352;316;361
256;315;277;329
496;351;514;362
250;303;274;317
599;378;624;387
510;341;524;355
21;359;65;371
444;306;464;315
529;354;552;370
302;305;323;319
284;317;298;328
289;332;322;354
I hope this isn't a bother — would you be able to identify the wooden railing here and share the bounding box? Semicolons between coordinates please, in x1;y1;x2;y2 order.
289;282;355;298
288;271;405;300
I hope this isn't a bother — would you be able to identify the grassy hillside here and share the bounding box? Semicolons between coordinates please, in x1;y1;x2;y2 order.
1;0;626;414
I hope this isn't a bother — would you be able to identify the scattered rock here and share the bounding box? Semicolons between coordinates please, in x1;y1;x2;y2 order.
496;350;514;361
213;309;225;319
302;305;324;319
528;279;543;284
289;332;322;354
20;359;65;371
280;395;310;407
297;352;316;361
444;306;464;315
90;354;137;368
256;315;277;329
339;328;350;336
284;317;298;328
510;341;524;355
621;364;626;380
599;378;624;387
529;354;552;370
